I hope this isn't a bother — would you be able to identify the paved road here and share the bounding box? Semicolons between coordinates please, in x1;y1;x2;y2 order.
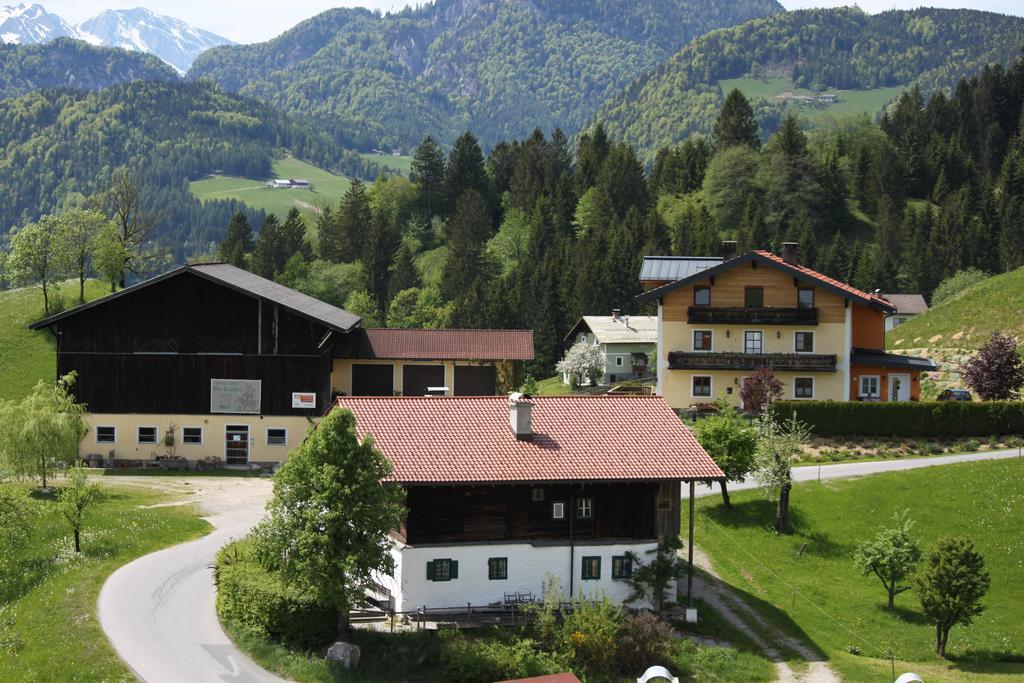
695;447;1022;497
98;478;285;683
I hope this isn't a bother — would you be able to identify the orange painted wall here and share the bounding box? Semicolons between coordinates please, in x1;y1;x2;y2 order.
850;364;922;401
851;304;885;350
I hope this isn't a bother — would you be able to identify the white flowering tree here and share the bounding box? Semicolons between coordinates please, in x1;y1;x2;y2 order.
557;340;605;388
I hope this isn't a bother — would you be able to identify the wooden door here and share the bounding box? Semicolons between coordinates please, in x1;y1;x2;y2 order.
225;425;249;465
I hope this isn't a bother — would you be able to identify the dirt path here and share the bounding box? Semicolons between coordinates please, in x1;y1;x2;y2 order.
687;545;841;683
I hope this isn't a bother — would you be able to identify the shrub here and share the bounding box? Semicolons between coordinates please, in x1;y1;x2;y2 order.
439;630;563;683
559;594;624;674
931;268;989;306
616;612;672;674
215;540;337;649
772;401;1024;437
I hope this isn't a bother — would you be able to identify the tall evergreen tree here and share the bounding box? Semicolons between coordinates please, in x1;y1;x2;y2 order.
440;189;491;302
279;208;309;264
736;196;767;252
336;179;372;263
251;214;282;279
595;143;649;219
363;208;398;314
713;89;760;150
389;240;421;299
575;123;610;196
445;132;489;208
409;135;447;220
218;212;253;268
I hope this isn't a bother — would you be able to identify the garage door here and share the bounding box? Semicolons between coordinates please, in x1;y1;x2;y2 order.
351;364;394;396
454;365;496;395
402;365;445;396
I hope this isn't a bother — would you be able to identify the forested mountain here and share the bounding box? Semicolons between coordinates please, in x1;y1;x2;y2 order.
188;0;783;150
0;38;178;98
0;80;374;261
595;7;1024;161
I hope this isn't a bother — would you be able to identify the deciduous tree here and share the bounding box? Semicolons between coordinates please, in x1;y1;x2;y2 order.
740;368;784;415
694;401;758;507
100;169;163;288
57;208;112;303
753;414;809;533
251;408;405;637
8;217;65;315
913;536;990;658
853;510;922;608
960;332;1024;400
556;340;604;388
58;467;101;553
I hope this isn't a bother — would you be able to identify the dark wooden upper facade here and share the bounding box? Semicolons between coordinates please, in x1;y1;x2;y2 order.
45;270;338;416
402;482;681;546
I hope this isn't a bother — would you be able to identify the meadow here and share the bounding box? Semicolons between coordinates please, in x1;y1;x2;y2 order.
719;77;904;124
696;459;1024;681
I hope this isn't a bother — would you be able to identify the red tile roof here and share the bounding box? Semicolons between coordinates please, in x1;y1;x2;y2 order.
752;250;895;310
351;328;534;360
333;395;724;484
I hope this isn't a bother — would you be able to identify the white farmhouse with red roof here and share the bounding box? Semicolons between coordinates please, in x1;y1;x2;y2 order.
333;394;724;612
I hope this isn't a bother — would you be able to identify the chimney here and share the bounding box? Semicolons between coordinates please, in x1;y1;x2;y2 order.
781;242;800;265
611;308;621;321
721;240;738;261
508;392;534;440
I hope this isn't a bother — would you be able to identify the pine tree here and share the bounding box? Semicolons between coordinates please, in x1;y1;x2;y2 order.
336;179;372;262
440;190;491;301
820;230;850;281
409;135;447;220
363;209;398;314
279;208;309;265
316;205;343;263
713;89;760;150
218;212;253;268
389;240;421;299
575;123;610;196
873;195;903;290
819;147;848;227
251;214;281;279
595;143;649;220
736;196;767;252
445;132;489;209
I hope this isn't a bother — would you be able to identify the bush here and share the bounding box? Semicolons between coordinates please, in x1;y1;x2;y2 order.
617;612;672;674
772;401;1024;437
931;268;990;306
559;595;624;674
439;630;564;683
215;540;337;649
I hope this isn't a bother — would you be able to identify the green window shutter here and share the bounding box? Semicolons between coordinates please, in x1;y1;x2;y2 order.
595;557;601;580
450;560;459;579
426;560;435;581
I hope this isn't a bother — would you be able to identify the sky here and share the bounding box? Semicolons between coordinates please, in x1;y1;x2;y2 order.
37;1;1024;44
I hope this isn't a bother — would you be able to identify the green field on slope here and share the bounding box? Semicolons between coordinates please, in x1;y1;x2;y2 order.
0;280;110;401
190;158;352;220
719;77;903;123
698;459;1024;682
361;152;412;175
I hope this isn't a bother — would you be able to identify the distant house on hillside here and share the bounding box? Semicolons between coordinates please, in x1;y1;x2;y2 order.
263;179;312;190
563;310;657;385
289;178;311;188
883;294;928;331
818;92;838;104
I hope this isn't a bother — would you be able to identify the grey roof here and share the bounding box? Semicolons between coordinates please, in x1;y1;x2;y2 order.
639;256;723;282
883;294;928;315
851;347;938;371
567;316;658;345
30;262;361;333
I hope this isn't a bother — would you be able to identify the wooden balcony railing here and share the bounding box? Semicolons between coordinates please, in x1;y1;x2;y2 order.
668;351;837;372
687;306;818;325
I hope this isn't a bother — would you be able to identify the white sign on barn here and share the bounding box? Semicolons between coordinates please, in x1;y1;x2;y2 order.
292;392;317;409
210;379;262;414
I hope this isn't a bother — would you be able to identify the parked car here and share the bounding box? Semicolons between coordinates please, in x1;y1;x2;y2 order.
937;388;972;401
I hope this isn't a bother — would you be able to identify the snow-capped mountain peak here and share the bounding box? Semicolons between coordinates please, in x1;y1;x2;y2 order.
0;4;232;73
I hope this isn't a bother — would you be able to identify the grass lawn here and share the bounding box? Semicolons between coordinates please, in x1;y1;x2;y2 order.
361;153;412;175
190;157;352;221
0;280;110;402
696;459;1024;681
0;480;210;681
535;375;573;396
719;77;903;125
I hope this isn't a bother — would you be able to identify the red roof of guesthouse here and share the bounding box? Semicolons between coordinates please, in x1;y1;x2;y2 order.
333;395;724;484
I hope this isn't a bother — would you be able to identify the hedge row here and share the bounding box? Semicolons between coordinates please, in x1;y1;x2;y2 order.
215;540;337;649
771;400;1024;437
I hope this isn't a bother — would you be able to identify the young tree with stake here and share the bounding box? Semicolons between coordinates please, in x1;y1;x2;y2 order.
251;408;404;637
58;467;101;553
753;414;809;533
853;509;922;608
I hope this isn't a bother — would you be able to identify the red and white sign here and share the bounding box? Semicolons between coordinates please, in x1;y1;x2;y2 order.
292;392;317;409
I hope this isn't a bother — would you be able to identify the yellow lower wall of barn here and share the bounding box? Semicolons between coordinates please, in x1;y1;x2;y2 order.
663;370;846;410
79;414;315;464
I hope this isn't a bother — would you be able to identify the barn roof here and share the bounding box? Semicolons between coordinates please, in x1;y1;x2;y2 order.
349;328;534;360
29;262;361;333
333;395;724;484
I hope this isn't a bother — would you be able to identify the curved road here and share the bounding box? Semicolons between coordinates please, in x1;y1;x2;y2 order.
98;478;286;683
96;449;1020;682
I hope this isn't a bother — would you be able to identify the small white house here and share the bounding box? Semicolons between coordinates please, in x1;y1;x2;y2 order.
334;394;724;613
818;92;838;104
883;294;928;331
562;310;657;385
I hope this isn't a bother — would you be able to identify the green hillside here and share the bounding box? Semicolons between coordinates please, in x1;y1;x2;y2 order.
187;0;782;149
190;158;352;221
596;7;1024;160
0;281;109;402
360;153;412;175
718;77;903;124
888;267;1024;352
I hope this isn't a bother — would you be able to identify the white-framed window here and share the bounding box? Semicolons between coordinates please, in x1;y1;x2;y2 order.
794;331;815;353
859;375;881;399
615;356;624;366
552;501;566;520
744;331;763;354
266;428;288;446
794;377;815;399
182;427;203;445
693;330;713;351
96;426;116;444
576;497;593;519
137;426;158;445
692;375;712;397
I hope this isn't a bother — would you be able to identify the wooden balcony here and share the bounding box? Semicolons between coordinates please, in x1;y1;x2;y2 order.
687;306;818;325
668;351;837;372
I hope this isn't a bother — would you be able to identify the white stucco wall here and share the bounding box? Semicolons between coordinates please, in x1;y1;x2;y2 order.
388;541;661;612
